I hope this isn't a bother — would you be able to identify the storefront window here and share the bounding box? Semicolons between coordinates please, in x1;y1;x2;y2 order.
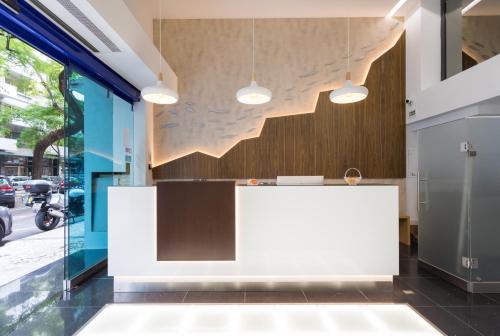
64;68;134;281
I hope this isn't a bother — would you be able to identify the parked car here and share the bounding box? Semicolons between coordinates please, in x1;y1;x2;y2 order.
0;177;15;208
0;175;12;185
0;206;13;243
9;176;31;190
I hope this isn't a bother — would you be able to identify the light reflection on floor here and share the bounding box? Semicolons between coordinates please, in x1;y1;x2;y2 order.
76;304;443;335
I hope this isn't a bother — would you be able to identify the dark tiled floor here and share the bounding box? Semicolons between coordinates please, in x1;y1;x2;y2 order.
245;290;307;303
2;244;500;335
184;290;244;303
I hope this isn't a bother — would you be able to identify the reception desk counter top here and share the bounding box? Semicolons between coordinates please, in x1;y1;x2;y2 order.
108;184;399;290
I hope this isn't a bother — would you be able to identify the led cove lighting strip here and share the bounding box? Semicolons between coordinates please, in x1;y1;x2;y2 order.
462;0;482;14
386;0;409;17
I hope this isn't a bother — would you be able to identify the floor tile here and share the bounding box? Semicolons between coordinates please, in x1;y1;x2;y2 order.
484;293;500;304
183;291;244;303
143;291;187;303
245;291;306;303
359;279;436;307
398;258;435;277
447;306;500;336
303;288;367;303
56;278;113;308
402;277;499;307
3;242;499;336
113;292;145;303
8;306;99;336
399;244;417;259
413;306;482;336
92;268;111;279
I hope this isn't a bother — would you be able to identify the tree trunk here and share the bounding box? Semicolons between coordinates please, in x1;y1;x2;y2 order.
31;70;83;179
32;128;65;178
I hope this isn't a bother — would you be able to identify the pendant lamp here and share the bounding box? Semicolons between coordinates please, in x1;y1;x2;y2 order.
236;18;272;105
330;18;368;104
141;0;178;105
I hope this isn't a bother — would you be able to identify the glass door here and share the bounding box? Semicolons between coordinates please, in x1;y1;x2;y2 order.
467;116;500;283
418;119;471;281
64;67;134;284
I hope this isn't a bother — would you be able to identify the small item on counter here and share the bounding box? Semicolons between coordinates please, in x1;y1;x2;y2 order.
247;178;258;186
344;168;362;186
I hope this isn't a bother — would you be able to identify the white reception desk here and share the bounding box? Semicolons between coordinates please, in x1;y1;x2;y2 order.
109;185;398;290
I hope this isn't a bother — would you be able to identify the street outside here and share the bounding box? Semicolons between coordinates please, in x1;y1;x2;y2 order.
0;190;64;286
1;207;45;244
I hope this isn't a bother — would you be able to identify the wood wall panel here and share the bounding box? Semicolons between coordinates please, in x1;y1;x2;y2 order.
153;35;406;180
157;181;235;261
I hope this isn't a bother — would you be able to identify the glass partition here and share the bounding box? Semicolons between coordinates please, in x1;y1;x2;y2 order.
418;119;471;281
443;0;500;78
64;68;134;282
419;116;500;285
468;116;500;283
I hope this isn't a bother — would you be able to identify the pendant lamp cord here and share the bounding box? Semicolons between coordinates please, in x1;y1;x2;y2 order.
252;18;256;82
347;17;350;76
159;0;163;80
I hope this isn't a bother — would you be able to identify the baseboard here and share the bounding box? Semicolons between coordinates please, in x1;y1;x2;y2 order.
418;259;469;291
65;258;107;291
418;259;500;293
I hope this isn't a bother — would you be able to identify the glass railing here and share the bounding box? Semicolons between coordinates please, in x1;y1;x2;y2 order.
442;0;500;78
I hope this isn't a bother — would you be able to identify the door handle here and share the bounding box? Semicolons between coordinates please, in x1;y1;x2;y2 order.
417;172;428;212
417;172;421;212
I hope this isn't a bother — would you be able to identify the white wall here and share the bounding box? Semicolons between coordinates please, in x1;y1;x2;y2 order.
133;100;154;186
419;0;442;91
405;0;442;122
122;0;155;40
404;5;421;112
404;0;442;224
415;56;500;122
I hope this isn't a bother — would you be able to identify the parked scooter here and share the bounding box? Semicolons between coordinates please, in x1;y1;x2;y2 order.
35;192;64;231
24;180;52;212
24;179;85;231
24;180;60;231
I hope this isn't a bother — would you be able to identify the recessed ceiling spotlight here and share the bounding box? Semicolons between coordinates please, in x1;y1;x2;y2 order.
386;0;409;18
462;0;482;15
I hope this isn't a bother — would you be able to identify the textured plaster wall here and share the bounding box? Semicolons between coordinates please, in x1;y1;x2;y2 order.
462;16;500;63
153;18;404;166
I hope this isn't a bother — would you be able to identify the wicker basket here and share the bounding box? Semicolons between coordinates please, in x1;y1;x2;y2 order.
344;168;362;186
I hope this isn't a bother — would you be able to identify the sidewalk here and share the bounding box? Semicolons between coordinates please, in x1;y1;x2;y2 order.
0;226;64;287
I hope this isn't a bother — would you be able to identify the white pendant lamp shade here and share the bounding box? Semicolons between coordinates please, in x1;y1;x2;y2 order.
329;73;369;104
236;80;272;105
236;18;272;105
141;1;178;105
141;73;179;105
330;18;368;104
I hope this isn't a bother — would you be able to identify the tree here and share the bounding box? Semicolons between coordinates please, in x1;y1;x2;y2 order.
0;31;81;178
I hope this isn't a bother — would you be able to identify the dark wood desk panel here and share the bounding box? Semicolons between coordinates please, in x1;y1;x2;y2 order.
157;181;235;261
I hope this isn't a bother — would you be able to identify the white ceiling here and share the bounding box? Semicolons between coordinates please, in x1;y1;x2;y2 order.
128;0;412;19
